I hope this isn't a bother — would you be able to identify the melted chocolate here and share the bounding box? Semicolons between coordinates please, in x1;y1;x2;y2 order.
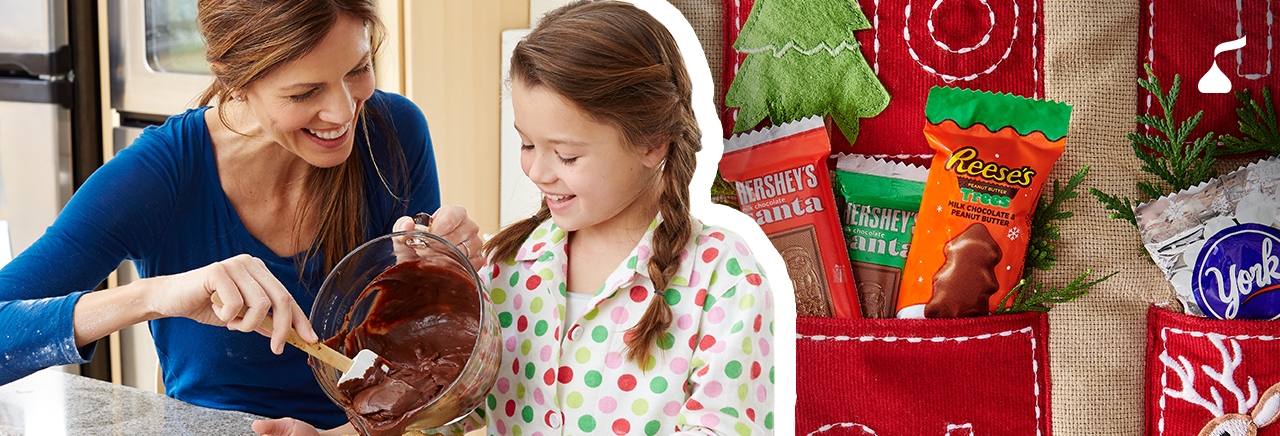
325;262;480;436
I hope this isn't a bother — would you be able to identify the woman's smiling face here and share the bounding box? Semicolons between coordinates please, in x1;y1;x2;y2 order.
240;13;375;168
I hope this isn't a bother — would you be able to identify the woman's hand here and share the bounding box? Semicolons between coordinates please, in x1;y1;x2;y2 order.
395;204;485;269
252;418;356;436
145;254;317;354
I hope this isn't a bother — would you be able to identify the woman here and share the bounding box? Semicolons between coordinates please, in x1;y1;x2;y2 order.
0;0;482;429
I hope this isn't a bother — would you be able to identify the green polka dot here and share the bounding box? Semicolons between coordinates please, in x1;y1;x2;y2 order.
739;295;756;310
722;286;737;299
509;272;520;287
592;326;609;343
578;415;596;432
727;258;742;275
516;383;526;399
576;348;592;364
649;376;668;393
735;423;752;436
499;312;513;328
534;320;549;336
627;256;638;269
631;398;649;415
691;357;706;368
537;251;554;262
504;258;518;267
584;370;602;387
710;270;719;286
584;307;599;320
738;384;749;400
671;275;688;287
765;412;774;429
530;297;544;313
490;288;507;304
538;268;554;280
664;289;681;305
675;414;688;426
730;320;744;333
531;228;548;239
742;337;753;354
513;426;522;436
521;406;533;423
770;366;775;383
558;282;567;296
720;407;739;418
567;391;584;408
644;420;661;436
520;339;532;356
487;394;497;410
725;361;743;378
702;295;717;312
523;362;535;379
551;228;567;242
657;333;675;350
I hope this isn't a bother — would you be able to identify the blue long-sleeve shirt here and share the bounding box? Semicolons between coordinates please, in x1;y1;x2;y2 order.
0;90;440;429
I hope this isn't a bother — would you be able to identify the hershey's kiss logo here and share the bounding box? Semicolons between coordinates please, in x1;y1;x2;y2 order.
1193;223;1280;320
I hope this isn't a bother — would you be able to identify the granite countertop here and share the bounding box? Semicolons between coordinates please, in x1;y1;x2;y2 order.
0;369;263;436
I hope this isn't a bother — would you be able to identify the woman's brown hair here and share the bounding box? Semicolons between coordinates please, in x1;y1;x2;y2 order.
485;0;703;364
196;0;407;278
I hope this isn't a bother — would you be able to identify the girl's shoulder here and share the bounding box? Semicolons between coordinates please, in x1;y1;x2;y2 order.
113;107;213;169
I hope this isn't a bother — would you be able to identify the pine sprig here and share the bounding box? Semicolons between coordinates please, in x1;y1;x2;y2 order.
1222;87;1280;155
1093;64;1220;230
996;270;1119;314
1026;166;1089;271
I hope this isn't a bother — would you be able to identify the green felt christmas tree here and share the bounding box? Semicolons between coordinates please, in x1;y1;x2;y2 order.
725;0;889;143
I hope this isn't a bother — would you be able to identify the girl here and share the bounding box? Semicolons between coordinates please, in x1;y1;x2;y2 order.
478;2;775;434
253;1;774;435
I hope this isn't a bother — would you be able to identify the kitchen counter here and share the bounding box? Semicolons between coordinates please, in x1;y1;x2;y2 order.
0;368;263;435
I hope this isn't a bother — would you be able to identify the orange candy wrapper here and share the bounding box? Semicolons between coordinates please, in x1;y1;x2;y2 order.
896;87;1071;318
720;116;860;318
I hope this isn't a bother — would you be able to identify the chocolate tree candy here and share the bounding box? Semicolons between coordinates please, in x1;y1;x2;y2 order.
925;224;1003;318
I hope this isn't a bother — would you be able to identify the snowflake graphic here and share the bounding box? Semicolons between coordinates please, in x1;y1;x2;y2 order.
917;276;924;283
1007;226;1021;240
936;205;943;213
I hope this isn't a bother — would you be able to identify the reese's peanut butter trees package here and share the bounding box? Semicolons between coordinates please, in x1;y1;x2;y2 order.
721;116;861;318
897;87;1071;318
834;155;928;318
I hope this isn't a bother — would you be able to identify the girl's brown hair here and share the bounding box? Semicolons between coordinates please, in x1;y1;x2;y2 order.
197;0;406;277
485;0;703;364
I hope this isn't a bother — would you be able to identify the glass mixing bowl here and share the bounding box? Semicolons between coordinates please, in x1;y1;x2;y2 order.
309;230;501;435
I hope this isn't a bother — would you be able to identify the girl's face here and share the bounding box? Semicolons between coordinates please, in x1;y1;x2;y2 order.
240;14;375;168
512;80;667;234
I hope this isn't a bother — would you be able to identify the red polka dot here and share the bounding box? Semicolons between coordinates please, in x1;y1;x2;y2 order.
695;289;708;306
710;231;725;240
751;361;762;379
512;359;520;374
701;247;719;263
532;242;545;252
490;268;500;279
688;335;698;350
697;366;710;377
568;325;582;340
747;408;755;421
557;366;574;384
686;399;704;410
753;315;763;332
612;419;631;435
543;368;556;386
746;273;762;286
505;400;516;416
629;286;648;302
618;374;637;391
544;411;559;426
526;275;542;290
517;315;529;332
553;327;561;340
698;335;717;351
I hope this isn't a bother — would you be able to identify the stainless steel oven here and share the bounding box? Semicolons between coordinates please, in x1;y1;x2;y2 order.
109;0;212;151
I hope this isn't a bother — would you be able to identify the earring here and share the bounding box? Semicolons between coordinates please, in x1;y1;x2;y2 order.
234;94;244;102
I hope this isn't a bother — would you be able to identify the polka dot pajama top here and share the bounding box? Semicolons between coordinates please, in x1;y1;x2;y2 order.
451;216;775;435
